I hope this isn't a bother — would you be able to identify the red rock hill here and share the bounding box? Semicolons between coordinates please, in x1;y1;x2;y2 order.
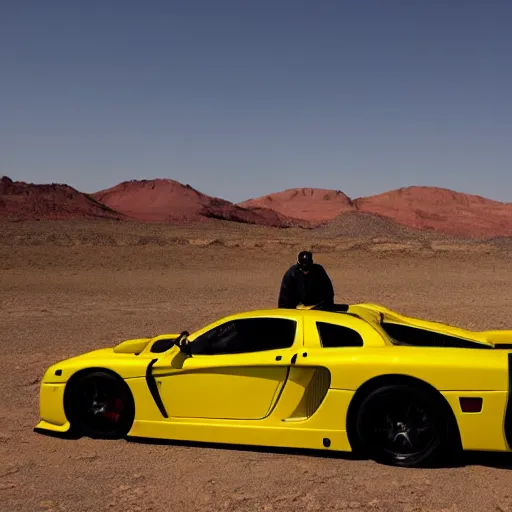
238;185;512;238
0;176;123;220
4;175;512;238
239;188;354;222
91;179;303;227
354;186;512;238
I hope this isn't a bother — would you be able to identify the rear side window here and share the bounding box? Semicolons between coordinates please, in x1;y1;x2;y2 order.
317;322;363;347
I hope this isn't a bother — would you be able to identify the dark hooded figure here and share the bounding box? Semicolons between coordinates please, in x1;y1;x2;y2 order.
278;250;334;309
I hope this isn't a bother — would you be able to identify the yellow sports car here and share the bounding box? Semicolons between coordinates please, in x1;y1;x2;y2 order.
35;303;512;467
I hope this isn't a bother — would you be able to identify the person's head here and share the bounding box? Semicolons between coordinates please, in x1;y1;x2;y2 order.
297;250;313;273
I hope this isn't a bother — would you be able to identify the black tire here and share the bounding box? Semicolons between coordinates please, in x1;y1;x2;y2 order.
352;384;452;467
64;370;135;439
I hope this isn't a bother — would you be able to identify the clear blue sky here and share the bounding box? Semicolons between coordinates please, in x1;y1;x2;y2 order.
1;1;511;203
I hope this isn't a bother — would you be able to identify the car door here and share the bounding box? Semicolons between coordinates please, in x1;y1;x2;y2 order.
151;316;303;420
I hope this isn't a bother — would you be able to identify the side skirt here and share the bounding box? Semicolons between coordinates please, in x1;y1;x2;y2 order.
127;420;352;452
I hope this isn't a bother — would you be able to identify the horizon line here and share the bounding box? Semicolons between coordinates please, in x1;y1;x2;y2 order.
2;174;511;206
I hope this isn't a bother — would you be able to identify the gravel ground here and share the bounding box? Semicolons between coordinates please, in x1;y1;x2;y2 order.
1;227;512;512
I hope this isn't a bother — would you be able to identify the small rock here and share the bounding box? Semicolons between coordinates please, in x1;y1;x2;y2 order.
0;466;19;478
0;433;12;444
77;453;98;461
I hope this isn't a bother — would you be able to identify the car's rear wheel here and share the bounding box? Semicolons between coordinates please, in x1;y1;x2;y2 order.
353;384;452;467
64;370;135;439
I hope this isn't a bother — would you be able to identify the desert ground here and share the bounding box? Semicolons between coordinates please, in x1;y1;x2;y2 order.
1;220;512;512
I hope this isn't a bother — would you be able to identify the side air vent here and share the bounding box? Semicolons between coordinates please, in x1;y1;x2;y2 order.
287;367;331;420
150;338;177;353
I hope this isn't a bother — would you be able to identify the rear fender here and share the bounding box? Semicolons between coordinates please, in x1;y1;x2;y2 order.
480;330;512;348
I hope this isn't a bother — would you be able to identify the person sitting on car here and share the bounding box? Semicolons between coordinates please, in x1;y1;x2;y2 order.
278;250;335;310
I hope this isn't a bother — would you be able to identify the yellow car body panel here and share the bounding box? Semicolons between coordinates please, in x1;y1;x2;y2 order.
38;382;70;431
112;337;153;354
35;304;512;460
352;302;512;348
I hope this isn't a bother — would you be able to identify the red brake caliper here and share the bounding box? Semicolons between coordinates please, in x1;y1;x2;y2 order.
102;398;122;423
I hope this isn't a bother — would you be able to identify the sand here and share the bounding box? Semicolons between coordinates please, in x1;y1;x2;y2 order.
1;221;512;511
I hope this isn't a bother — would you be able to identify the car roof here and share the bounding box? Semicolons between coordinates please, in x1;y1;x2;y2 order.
187;306;394;348
221;307;376;327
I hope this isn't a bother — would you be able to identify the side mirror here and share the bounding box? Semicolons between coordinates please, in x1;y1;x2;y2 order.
175;331;192;357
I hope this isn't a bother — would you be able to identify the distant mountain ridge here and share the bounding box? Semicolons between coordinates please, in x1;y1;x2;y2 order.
239;188;354;222
2;175;512;238
91;178;306;227
0;176;124;221
240;185;512;238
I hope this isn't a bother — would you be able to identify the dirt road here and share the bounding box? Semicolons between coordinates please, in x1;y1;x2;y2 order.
1;229;512;511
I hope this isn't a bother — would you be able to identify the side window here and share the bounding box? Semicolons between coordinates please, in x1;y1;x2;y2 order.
316;322;363;347
191;318;297;355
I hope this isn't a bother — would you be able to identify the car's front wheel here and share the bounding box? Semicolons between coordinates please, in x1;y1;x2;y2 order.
353;384;453;467
64;370;135;439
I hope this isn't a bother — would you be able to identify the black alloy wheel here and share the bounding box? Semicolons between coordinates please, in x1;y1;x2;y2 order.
354;384;451;467
65;371;135;439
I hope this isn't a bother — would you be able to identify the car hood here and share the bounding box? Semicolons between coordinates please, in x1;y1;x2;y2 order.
41;334;182;383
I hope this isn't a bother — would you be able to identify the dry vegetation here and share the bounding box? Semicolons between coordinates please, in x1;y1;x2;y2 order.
1;220;512;511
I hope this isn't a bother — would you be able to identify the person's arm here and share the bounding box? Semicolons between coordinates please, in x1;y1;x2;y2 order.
319;266;335;304
278;268;297;308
